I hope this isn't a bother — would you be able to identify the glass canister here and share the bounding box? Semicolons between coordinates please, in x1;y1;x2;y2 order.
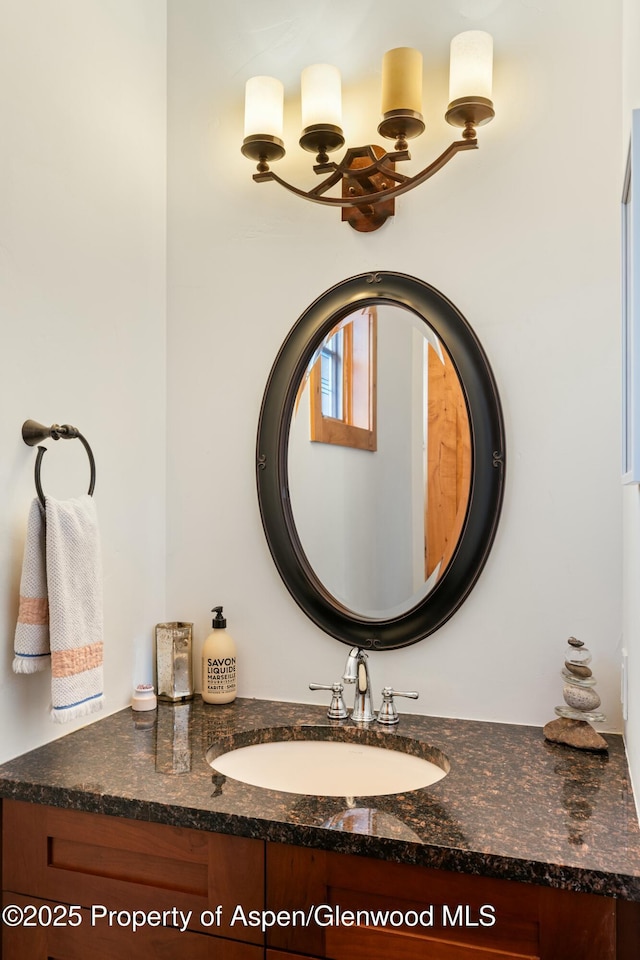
155;622;194;702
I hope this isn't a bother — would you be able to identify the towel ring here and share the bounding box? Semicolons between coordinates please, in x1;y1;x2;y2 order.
22;420;96;508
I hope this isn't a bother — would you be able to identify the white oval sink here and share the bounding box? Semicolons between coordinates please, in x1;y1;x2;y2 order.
208;735;447;797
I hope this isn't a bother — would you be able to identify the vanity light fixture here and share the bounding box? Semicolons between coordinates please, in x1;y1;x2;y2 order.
241;32;495;232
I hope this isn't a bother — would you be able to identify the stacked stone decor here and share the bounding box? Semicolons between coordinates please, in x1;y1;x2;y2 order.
544;637;608;752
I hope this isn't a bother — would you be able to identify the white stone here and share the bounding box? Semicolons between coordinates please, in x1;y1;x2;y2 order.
562;684;601;712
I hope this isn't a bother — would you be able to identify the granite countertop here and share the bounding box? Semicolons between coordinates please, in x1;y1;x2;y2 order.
0;697;639;900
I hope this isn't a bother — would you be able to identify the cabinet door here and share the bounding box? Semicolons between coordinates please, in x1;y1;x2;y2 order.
2;799;264;944
3;894;263;960
266;843;617;960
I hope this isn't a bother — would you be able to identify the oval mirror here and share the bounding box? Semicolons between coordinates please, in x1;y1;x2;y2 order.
256;272;505;650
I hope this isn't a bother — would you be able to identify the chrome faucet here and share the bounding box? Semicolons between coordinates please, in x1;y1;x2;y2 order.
343;647;375;723
310;646;419;725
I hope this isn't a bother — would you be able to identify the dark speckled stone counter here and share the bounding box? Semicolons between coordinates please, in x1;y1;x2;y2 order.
0;698;639;900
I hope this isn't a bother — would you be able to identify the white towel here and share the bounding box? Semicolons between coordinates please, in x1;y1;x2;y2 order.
13;495;104;723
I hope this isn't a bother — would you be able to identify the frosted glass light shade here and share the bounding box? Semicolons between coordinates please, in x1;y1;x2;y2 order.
244;76;284;140
301;64;342;131
381;47;423;116
449;31;493;102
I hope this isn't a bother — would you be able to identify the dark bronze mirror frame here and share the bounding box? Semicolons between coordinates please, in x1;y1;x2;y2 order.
256;271;505;650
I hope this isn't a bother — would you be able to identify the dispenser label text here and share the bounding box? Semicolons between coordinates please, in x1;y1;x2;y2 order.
206;656;236;693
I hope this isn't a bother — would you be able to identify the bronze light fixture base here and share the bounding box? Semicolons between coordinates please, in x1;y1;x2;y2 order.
445;96;495;139
299;124;345;165
241;134;286;173
377;109;425;152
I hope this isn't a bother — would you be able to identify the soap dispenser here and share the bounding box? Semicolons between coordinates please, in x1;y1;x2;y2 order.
201;606;237;704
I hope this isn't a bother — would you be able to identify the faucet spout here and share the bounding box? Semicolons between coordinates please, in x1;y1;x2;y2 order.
343;648;375;723
343;647;359;684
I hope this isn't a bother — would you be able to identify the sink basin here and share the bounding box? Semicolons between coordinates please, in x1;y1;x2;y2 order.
207;728;448;797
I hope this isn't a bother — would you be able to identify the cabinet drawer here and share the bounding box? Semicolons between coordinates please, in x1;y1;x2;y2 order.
266;843;616;960
2;893;262;960
2;799;264;944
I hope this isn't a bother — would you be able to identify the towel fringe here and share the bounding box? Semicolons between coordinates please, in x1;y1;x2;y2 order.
51;695;104;724
13;656;48;675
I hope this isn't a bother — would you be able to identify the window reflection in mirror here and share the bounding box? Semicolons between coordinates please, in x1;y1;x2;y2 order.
288;304;472;619
320;326;343;420
308;307;377;453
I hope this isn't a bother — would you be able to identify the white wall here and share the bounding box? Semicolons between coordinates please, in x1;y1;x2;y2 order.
0;0;167;761
622;0;640;801
167;0;624;728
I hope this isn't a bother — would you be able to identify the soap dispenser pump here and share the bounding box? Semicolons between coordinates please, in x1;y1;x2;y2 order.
201;606;237;704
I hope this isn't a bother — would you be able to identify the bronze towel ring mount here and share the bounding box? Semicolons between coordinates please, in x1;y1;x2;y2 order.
22;419;96;508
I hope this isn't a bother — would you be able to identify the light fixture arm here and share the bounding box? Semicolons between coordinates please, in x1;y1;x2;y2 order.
253;138;476;209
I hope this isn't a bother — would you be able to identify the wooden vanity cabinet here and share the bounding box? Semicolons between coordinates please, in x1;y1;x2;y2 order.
2;800;639;959
2;894;260;959
265;843;632;960
1;799;264;959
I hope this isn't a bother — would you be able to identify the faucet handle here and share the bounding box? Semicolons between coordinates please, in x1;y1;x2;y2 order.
376;687;419;725
309;682;348;721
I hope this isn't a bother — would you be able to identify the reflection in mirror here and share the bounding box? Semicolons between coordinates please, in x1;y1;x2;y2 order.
288;305;471;618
